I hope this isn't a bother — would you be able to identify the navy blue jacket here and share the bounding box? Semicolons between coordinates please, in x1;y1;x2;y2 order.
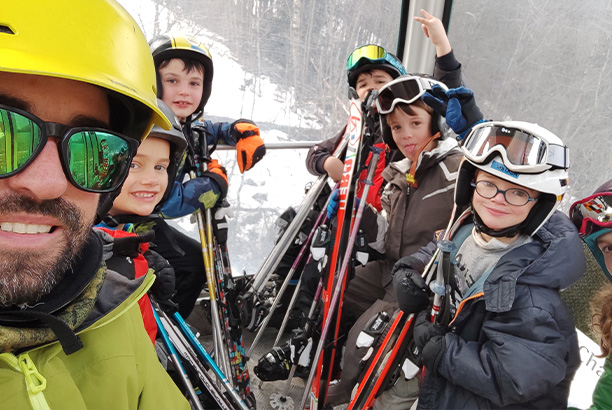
411;210;585;409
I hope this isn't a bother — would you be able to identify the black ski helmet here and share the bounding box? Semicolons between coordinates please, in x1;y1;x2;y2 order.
376;74;449;150
346;44;406;89
149;99;188;209
150;34;214;122
570;179;612;282
455;121;570;237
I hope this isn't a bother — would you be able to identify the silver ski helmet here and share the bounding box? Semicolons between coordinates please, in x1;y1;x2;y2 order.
149;99;188;208
376;74;450;150
570;179;612;282
150;34;214;122
346;44;406;89
454;121;570;237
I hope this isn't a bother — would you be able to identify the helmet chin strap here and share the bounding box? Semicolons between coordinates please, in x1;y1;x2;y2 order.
471;208;523;238
406;131;440;187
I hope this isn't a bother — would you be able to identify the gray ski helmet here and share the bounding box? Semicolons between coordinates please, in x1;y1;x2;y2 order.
150;34;214;122
455;121;570;237
570;179;612;282
377;74;449;150
148;99;188;208
346;44;406;89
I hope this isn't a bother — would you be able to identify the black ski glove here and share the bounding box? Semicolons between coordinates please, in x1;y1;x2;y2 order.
421;334;446;376
422;85;484;140
413;309;447;355
392;266;429;314
143;249;176;302
112;230;155;260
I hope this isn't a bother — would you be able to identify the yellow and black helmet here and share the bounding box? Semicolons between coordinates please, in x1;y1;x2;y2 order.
0;0;170;141
150;34;214;122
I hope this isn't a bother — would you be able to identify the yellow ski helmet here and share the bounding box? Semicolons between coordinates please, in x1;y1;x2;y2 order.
0;0;170;140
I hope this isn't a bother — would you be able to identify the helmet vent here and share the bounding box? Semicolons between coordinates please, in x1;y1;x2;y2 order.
0;25;15;35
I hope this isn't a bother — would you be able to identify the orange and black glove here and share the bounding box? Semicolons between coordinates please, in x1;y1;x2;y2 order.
231;119;266;173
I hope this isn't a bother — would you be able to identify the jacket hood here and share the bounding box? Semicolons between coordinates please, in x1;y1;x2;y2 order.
482;211;585;312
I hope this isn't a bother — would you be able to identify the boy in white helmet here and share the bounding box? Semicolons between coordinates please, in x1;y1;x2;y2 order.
393;116;584;408
0;1;188;408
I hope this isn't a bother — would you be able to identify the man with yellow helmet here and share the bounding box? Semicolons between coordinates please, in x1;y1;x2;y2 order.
0;1;189;408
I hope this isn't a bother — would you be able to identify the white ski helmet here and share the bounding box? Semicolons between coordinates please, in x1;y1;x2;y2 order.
454;121;570;237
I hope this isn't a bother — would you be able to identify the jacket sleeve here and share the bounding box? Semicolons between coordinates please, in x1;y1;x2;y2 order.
305;128;346;176
438;306;571;406
590;356;612;410
202;119;237;146
160;181;196;218
433;50;463;89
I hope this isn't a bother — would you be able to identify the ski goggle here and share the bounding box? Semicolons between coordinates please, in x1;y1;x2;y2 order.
570;192;612;236
376;75;447;115
346;44;405;77
0;104;138;193
462;124;569;173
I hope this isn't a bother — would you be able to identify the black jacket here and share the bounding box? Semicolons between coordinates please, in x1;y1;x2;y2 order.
410;210;585;409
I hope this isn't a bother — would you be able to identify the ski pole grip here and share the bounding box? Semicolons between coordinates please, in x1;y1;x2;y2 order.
437;239;456;253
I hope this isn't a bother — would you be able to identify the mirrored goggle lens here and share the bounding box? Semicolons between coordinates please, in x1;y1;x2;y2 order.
571;193;612;236
377;78;424;114
66;131;133;192
463;126;549;168
0;108;43;176
346;44;387;70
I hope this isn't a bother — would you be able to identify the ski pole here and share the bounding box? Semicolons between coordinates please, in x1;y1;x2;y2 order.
299;147;382;409
247;135;350;296
188;172;233;382
429;204;458;324
151;305;206;410
160;310;250;410
247;184;336;357
169;310;252;410
268;273;325;409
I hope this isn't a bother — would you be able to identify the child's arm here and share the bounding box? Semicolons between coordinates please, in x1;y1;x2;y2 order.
202;119;266;173
305;128;346;181
415;8;463;89
432;303;572;406
161;160;228;218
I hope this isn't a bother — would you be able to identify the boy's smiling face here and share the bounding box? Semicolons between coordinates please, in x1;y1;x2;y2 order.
159;58;204;121
472;170;539;235
110;137;170;217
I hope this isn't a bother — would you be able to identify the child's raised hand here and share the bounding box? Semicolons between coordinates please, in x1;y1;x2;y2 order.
414;9;452;57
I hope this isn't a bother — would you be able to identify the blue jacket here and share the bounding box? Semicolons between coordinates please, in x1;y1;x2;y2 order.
161;120;234;218
412;210;585;409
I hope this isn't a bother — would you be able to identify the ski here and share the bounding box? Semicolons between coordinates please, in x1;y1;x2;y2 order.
299;103;376;408
212;229;256;406
186;128;255;408
247;185;335;357
347;310;415;409
153;301;237;410
238;134;352;331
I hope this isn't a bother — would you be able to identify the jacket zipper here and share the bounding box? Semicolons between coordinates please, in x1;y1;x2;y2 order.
0;352;51;410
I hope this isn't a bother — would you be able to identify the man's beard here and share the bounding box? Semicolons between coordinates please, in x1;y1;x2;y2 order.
0;194;91;307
